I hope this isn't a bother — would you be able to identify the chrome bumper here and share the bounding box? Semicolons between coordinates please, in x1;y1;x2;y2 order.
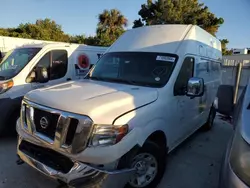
17;137;135;187
17;112;136;188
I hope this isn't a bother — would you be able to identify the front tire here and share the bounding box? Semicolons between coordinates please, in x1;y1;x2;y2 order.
0;111;19;136
9;110;20;135
123;141;166;188
202;106;216;131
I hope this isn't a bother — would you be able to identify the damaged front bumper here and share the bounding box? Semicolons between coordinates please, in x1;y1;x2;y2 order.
17;125;136;187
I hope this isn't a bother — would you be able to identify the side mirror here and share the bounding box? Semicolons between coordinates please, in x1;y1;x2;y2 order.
186;77;204;98
35;66;49;83
215;85;234;116
26;71;36;83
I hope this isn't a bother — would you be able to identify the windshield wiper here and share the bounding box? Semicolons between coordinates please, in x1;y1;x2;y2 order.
89;76;106;81
101;78;137;85
0;76;5;80
89;77;132;84
126;80;152;87
89;77;152;87
101;78;151;87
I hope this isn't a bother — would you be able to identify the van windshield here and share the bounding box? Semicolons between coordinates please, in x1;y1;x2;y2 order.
88;52;178;88
0;48;41;80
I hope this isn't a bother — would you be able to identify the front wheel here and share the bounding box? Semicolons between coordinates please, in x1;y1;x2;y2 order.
0;111;19;136
202;106;216;131
123;141;166;188
9;111;20;135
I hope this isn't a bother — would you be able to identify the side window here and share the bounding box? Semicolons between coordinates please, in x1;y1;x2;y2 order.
36;52;50;69
211;61;218;72
174;57;194;96
50;50;68;80
37;50;68;80
27;50;68;83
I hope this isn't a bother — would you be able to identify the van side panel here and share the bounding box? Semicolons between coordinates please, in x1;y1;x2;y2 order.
174;26;222;128
72;49;106;79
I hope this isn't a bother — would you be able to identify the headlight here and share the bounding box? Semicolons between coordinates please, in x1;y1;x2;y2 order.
89;124;129;147
0;80;13;94
230;128;250;186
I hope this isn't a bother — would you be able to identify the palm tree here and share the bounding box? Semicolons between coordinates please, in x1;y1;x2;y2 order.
97;9;128;46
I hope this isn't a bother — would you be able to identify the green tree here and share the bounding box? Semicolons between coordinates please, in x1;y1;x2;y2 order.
84;36;100;46
69;35;101;46
96;9;128;46
0;18;70;42
133;0;224;36
70;34;86;44
220;39;233;55
19;18;70;42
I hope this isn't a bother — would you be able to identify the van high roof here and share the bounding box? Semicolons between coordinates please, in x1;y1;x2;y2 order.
107;24;222;60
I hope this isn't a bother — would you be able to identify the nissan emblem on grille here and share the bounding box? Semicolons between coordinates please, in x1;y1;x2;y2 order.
40;117;49;129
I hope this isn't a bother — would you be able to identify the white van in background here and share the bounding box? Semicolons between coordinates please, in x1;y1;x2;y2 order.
0;35;72;61
0;35;71;54
0;43;108;134
17;24;222;188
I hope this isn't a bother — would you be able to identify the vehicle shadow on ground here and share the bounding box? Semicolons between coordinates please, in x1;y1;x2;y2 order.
158;117;233;188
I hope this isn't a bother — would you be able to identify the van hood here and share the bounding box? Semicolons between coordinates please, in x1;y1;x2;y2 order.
25;80;158;124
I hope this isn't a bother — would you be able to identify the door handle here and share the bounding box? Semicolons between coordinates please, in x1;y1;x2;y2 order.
66;78;72;81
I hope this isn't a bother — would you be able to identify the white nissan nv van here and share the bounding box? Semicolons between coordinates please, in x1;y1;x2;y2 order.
17;25;222;188
0;43;108;134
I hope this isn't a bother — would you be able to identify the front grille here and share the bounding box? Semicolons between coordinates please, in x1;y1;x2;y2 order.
21;99;94;154
34;108;60;140
65;118;79;145
19;140;74;173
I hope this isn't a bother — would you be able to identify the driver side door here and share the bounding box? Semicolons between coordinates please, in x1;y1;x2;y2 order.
28;49;69;90
173;56;200;141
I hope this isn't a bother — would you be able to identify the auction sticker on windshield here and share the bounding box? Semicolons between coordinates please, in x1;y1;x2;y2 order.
156;56;176;62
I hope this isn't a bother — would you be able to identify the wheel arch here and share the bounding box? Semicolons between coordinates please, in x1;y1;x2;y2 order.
145;130;167;150
133;118;169;151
